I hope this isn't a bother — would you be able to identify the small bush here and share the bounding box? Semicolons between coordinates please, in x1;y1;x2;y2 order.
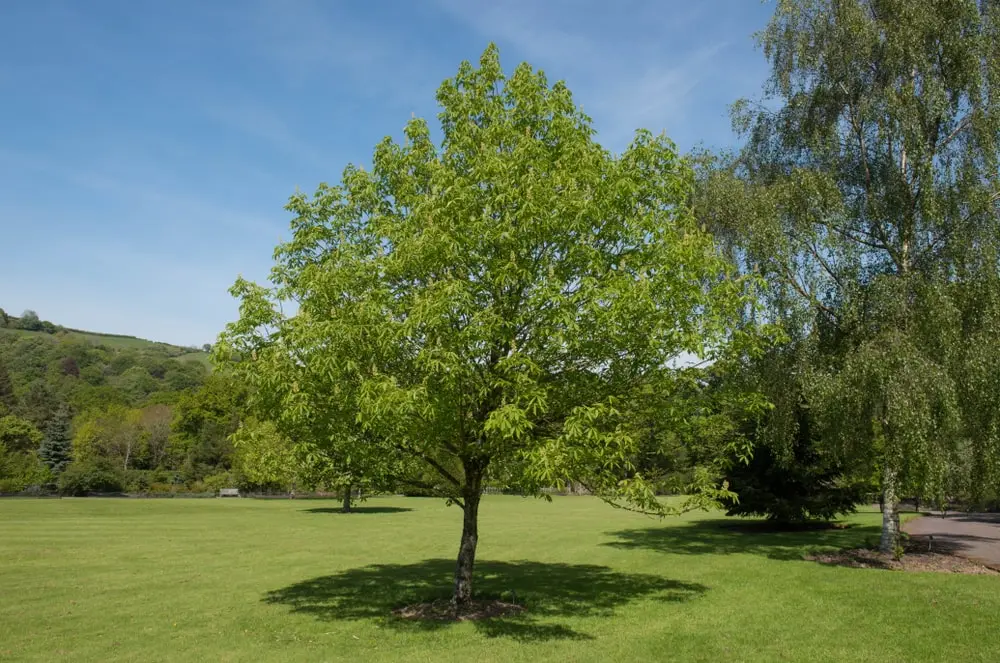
0;478;25;493
148;469;180;485
202;471;236;493
0;481;47;495
0;451;51;492
147;482;181;493
58;460;124;496
124;470;152;492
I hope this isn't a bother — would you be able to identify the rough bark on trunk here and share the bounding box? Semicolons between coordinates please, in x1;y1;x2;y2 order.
880;466;900;553
342;484;353;513
453;490;481;608
453;460;484;609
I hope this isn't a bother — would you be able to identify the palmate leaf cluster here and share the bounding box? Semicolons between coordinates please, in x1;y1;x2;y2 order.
217;45;758;513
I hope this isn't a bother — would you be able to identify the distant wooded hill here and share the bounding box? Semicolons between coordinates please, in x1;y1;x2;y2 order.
0;307;210;365
0;307;242;496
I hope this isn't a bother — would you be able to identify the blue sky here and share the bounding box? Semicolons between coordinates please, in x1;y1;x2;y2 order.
0;0;774;346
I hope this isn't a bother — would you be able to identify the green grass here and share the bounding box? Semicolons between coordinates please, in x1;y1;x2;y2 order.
1;497;997;662
173;351;212;367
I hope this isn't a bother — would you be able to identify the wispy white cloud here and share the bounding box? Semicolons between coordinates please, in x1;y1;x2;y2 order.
0;0;771;346
432;0;756;150
591;41;729;148
1;237;249;346
236;0;449;107
0;146;284;344
0;147;283;241
200;101;330;169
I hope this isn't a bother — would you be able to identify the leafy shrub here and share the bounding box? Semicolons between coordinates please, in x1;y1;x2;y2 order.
17;310;43;331
148;482;181;493
124;470;152;492
202;471;236;493
0;478;26;493
0;479;49;495
0;446;51;492
58;460;124;496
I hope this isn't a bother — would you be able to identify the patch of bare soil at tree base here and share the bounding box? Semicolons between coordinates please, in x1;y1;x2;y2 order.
393;599;525;621
807;536;999;575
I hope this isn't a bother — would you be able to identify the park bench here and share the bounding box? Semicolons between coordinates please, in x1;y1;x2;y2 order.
218;488;240;498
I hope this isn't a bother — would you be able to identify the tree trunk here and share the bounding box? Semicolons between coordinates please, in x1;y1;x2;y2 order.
342;484;352;513
453;458;485;609
453;489;481;609
880;466;900;553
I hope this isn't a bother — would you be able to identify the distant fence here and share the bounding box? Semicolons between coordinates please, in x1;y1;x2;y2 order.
481;484;592;496
1;486;595;499
0;491;220;499
0;492;62;499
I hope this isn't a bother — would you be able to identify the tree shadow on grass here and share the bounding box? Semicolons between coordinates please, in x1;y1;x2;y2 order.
263;559;707;641
605;518;882;561
302;507;413;515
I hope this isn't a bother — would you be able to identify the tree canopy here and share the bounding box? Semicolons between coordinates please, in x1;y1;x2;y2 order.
698;0;1000;550
217;44;758;607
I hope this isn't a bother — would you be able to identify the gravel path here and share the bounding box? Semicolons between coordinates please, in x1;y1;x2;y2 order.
904;513;1000;569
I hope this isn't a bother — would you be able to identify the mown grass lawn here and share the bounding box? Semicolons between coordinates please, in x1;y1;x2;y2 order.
1;496;997;662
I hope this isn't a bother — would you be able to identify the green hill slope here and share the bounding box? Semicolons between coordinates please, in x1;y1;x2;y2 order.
0;312;241;496
0;315;210;366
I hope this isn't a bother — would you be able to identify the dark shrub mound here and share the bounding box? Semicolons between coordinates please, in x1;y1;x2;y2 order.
58;459;124;496
721;403;868;524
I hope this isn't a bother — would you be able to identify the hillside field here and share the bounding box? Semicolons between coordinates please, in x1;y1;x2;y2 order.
0;327;210;366
1;496;998;662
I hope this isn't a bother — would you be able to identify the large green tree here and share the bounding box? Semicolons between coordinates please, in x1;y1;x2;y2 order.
231;418;372;510
170;373;244;478
700;0;1000;550
0;414;48;492
72;404;147;471
218;46;755;608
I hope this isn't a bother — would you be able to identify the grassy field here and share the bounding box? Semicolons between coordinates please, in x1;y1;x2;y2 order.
1;497;997;662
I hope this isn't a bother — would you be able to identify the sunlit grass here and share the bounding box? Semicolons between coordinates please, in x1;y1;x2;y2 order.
0;496;996;662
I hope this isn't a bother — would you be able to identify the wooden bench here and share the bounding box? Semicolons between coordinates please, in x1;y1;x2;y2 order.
218;488;240;498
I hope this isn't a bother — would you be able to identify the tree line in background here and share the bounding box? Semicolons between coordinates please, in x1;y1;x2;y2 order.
0;319;530;503
0;308;212;353
0;328;245;495
0;309;61;334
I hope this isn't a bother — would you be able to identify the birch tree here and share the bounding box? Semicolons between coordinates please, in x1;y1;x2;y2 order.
699;0;1000;551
